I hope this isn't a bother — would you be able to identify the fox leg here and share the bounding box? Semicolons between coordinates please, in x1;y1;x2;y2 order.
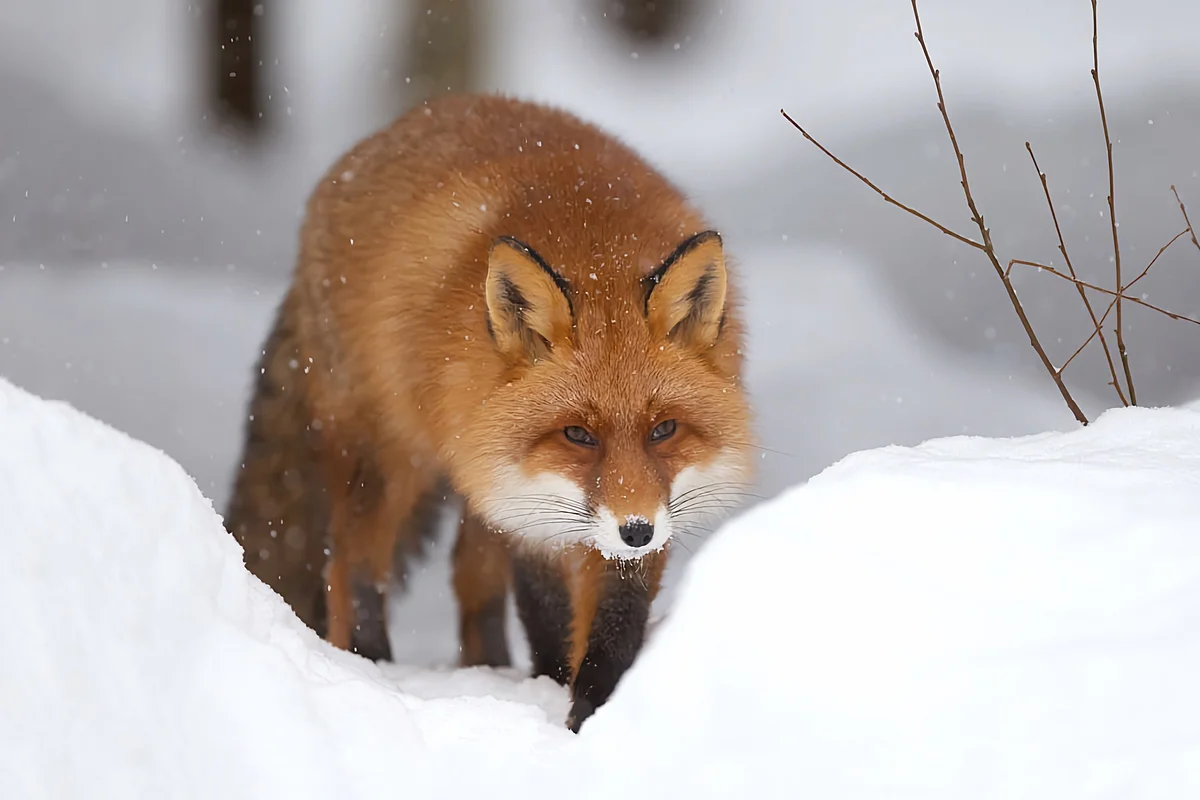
566;548;667;732
452;513;512;667
325;553;392;660
225;294;330;637
512;549;573;685
323;439;431;661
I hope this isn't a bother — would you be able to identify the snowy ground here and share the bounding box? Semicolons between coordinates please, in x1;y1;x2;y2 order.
3;377;1199;798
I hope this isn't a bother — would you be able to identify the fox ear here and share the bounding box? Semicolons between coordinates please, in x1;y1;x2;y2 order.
486;237;574;362
645;230;727;350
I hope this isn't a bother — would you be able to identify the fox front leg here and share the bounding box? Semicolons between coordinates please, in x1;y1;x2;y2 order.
567;552;664;732
512;551;573;685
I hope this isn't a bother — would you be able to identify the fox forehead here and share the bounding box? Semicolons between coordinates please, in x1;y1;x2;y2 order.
541;344;711;421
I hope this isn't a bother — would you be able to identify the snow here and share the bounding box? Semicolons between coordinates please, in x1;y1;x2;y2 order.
616;409;1200;797
0;264;278;505
0;376;571;799
4;375;1200;798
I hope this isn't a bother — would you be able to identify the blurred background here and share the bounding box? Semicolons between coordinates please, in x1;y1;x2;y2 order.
2;0;1199;659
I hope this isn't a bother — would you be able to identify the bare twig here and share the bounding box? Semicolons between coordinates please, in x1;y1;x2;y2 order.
1171;185;1200;254
1025;141;1126;405
778;110;984;251
1059;228;1190;372
1123;229;1190;297
1008;258;1200;327
1090;0;1134;403
909;0;1088;424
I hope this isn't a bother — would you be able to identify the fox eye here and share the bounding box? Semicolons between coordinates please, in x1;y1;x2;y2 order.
564;425;599;447
649;419;677;443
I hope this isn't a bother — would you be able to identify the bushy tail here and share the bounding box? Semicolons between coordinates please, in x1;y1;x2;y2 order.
224;293;331;635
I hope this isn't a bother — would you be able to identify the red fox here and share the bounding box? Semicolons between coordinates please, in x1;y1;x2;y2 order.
225;94;754;731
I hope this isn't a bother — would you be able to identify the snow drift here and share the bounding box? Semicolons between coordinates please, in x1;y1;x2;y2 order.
2;375;1200;799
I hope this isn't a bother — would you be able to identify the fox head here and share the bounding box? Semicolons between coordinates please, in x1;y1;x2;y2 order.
463;229;754;560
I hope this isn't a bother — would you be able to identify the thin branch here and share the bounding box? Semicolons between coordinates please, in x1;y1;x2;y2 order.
910;0;1088;424
1025;141;1126;405
1124;229;1190;294
1059;321;1103;376
1008;258;1200;327
1059;228;1190;372
1171;185;1200;254
778;109;985;251
1090;0;1134;403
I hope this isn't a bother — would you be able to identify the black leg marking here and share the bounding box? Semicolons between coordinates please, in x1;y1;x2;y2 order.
513;553;572;685
568;566;653;732
311;583;328;640
392;477;451;585
350;581;392;662
474;594;512;668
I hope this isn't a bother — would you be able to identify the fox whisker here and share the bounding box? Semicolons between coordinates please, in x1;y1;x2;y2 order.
669;481;759;509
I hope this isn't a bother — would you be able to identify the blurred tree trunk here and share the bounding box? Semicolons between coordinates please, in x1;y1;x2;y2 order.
596;0;701;48
204;0;480;139
396;0;479;110
210;0;264;138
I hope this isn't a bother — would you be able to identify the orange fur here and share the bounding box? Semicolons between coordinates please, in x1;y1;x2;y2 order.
568;548;607;676
452;512;512;667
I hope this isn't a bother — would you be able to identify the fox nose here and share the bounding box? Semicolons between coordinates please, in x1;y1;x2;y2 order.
619;519;654;548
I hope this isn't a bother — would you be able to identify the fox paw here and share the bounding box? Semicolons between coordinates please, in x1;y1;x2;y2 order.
566;697;596;733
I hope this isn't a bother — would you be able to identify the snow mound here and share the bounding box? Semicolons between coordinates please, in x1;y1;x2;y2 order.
0;378;571;800
2;376;1200;798
591;407;1200;797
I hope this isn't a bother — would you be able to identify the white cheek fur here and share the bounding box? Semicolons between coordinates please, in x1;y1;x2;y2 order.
475;467;591;547
667;453;753;530
594;506;622;554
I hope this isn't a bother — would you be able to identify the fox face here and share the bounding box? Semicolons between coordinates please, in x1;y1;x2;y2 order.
463;230;753;560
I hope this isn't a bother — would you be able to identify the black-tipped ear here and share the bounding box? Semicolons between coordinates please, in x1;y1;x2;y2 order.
644;230;727;350
486;237;574;363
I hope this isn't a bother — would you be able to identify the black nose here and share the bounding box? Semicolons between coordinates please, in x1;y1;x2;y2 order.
619;519;654;548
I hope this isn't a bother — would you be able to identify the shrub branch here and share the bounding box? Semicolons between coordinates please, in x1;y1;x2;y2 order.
1025;142;1126;405
908;0;1087;423
781;0;1200;423
1006;259;1200;327
1172;186;1200;254
778;110;983;251
1058;227;1191;372
1090;0;1135;404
